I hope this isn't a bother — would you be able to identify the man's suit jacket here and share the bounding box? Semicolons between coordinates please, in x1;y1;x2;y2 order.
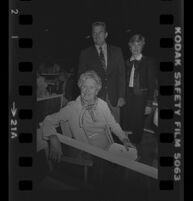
78;45;126;107
126;56;157;106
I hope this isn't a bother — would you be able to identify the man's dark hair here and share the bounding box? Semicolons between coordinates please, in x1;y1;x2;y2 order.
92;21;107;32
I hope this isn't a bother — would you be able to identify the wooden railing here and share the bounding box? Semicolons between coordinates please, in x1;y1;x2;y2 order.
56;133;158;179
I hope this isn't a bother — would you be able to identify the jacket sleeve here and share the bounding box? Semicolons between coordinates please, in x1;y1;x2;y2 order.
117;48;126;98
42;106;70;140
125;59;131;87
102;102;127;142
147;58;157;107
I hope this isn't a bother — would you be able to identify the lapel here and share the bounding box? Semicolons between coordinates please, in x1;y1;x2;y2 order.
126;59;132;76
106;45;113;74
135;56;145;72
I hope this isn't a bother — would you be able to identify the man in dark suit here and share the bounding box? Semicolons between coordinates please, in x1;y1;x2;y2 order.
78;21;126;123
122;34;157;144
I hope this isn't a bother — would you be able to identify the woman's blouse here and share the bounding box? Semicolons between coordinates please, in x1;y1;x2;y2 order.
43;96;127;149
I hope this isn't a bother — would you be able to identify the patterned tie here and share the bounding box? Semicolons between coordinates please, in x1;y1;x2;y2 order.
99;47;106;70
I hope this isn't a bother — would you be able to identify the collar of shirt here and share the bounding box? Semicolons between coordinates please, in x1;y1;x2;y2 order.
130;53;143;61
75;96;98;112
81;97;98;111
77;96;99;127
95;43;107;55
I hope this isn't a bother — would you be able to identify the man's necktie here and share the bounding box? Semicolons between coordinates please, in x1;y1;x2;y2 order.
99;47;106;70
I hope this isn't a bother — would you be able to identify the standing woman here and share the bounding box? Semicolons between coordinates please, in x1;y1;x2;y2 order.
122;34;157;145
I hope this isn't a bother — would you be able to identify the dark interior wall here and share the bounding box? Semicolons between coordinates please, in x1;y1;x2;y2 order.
33;0;161;70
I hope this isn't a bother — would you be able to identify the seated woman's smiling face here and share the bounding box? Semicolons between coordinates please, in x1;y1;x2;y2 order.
81;78;98;103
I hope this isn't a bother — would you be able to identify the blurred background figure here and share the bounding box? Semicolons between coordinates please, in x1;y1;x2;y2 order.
53;63;61;73
37;75;49;98
55;70;68;94
37;61;77;103
55;70;69;106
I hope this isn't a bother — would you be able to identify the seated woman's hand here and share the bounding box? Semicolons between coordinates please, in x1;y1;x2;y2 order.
122;138;136;151
49;135;63;162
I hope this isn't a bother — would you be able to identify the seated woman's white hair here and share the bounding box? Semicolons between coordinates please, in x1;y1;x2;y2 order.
78;70;102;92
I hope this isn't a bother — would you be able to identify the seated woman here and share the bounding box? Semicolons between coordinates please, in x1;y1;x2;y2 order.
42;70;135;162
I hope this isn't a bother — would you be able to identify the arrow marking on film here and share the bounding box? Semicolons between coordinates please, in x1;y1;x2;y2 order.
11;102;17;117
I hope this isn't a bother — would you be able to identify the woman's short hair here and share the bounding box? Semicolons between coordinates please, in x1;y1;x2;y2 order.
129;34;145;46
78;70;102;92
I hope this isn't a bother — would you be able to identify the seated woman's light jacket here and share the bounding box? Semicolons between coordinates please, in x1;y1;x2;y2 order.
42;96;127;149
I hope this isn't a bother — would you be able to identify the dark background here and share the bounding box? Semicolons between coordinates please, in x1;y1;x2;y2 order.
33;0;161;70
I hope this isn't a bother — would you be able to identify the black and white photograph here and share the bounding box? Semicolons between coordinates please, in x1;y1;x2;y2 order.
35;0;160;200
9;0;182;200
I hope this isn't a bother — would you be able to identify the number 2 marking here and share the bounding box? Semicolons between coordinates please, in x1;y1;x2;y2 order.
11;9;19;15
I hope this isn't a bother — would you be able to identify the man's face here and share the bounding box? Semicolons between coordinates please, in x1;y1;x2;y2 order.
129;42;144;56
81;78;98;102
92;25;108;46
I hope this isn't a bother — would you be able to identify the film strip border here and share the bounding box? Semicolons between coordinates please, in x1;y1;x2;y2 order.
9;0;183;199
158;0;183;199
9;0;35;199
